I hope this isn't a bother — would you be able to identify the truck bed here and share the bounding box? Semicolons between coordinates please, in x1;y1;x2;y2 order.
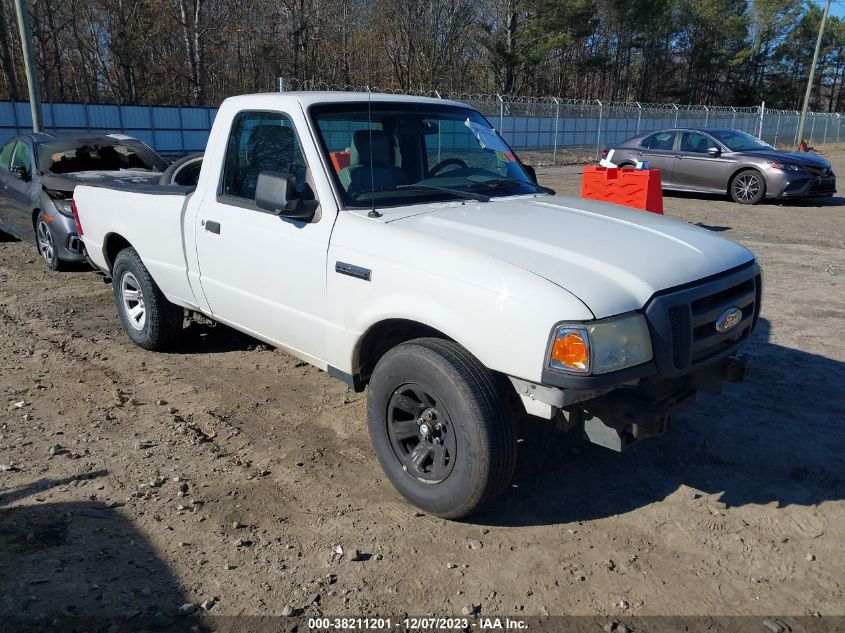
74;183;199;309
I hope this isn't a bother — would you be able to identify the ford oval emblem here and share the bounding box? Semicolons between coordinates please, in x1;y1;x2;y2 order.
715;307;742;333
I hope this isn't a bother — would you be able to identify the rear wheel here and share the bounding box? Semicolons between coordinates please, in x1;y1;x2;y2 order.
730;169;766;204
112;248;183;350
367;337;517;519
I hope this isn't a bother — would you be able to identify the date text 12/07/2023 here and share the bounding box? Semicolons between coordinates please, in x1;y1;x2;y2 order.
306;617;529;630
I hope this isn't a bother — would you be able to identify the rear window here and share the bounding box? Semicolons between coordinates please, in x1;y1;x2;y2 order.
37;138;167;174
641;132;676;151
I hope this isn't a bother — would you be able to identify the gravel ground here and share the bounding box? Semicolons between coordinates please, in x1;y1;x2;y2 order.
1;154;843;631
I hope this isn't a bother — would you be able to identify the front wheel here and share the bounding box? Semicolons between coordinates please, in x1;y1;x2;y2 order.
730;169;766;204
36;211;64;271
112;248;183;350
367;338;517;519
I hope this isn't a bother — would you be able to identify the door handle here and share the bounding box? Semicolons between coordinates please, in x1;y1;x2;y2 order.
674;154;685;159
204;220;221;234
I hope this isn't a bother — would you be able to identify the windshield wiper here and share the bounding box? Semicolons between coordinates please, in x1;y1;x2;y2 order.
467;177;555;195
395;183;490;202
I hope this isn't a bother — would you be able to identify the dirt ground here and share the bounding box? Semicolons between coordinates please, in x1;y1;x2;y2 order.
1;153;843;631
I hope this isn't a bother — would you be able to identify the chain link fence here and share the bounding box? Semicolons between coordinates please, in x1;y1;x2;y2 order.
4;80;839;162
286;79;845;165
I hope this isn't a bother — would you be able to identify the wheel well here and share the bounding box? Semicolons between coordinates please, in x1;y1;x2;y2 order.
352;319;522;417
727;166;762;192
31;208;40;230
103;233;133;272
354;319;450;389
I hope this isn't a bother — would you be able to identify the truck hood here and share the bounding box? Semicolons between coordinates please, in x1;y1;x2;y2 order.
386;195;755;318
41;170;162;192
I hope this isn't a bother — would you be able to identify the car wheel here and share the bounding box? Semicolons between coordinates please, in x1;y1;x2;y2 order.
618;163;636;169
367;337;517;519
730;169;766;204
112;247;184;351
36;211;65;271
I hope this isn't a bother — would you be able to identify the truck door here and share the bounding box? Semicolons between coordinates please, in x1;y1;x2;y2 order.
193;109;334;363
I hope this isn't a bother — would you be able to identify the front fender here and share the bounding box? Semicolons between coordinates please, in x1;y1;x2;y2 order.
325;213;593;383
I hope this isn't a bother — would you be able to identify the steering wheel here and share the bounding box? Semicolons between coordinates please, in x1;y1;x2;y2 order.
428;157;469;178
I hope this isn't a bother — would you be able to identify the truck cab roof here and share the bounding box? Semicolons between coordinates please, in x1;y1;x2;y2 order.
221;91;471;111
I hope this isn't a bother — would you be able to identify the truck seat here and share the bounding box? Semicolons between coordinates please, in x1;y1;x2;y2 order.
339;130;408;196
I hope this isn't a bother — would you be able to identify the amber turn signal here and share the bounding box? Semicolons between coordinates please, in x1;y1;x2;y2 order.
551;330;589;371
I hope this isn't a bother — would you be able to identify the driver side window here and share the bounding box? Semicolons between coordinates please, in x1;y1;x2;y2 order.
220;111;307;202
680;132;712;154
11;141;31;173
0;140;15;170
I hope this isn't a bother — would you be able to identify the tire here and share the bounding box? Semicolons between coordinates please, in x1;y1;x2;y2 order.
730;169;766;204
367;337;517;519
112;248;183;350
159;153;204;186
618;163;636;169
35;211;65;271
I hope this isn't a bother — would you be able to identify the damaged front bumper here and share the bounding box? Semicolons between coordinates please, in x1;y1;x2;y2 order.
511;354;750;452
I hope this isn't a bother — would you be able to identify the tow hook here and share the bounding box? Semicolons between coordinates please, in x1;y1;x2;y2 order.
722;354;749;383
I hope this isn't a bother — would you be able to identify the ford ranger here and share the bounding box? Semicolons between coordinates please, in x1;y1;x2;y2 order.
72;92;761;518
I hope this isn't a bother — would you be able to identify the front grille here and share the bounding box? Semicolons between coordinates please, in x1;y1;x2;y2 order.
804;165;831;177
645;263;761;375
688;277;756;363
667;305;686;368
811;177;836;193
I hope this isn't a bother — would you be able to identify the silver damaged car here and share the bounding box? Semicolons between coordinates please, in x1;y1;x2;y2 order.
604;128;836;204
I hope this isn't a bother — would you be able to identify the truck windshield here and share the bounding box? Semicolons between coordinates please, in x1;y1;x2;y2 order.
310;101;540;208
37;137;167;174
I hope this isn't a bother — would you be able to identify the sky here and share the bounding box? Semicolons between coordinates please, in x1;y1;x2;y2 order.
825;0;845;18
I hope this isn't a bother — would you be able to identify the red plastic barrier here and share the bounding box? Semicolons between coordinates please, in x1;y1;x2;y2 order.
581;166;664;215
329;151;351;173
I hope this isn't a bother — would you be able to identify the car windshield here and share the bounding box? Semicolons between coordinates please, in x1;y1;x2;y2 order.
310;101;540;208
37;136;167;174
707;130;772;152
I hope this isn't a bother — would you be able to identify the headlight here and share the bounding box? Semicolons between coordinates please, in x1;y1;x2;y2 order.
52;199;73;217
45;189;74;217
768;162;802;173
548;312;653;375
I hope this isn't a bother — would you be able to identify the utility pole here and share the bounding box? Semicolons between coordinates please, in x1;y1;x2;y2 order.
13;0;42;132
796;0;831;149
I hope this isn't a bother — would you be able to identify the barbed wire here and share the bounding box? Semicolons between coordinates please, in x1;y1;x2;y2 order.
282;77;840;119
280;77;843;159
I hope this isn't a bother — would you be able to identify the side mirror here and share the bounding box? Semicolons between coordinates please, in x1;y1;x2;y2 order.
522;164;538;184
255;171;318;221
10;165;29;181
707;147;721;157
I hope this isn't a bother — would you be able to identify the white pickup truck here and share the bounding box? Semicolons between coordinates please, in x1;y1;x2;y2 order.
73;92;761;518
